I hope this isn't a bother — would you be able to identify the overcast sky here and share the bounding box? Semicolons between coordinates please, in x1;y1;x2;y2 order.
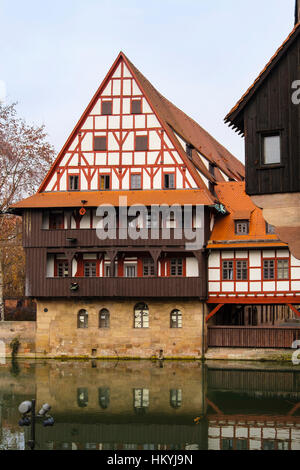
0;0;296;163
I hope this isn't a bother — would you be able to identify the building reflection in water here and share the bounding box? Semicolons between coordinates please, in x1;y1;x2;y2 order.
0;360;299;450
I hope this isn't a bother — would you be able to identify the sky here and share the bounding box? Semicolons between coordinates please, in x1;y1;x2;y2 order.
0;0;296;163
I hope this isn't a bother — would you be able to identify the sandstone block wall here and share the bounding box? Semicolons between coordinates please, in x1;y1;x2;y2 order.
0;321;36;359
35;298;207;359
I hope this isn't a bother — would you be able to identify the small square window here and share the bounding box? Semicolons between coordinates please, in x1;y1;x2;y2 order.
99;175;110;190
131;174;142;190
69;175;79;191
94;136;107;151
164;173;175;189
262;134;281;165
131;100;142;114
235;220;249;235
135;135;148;151
101;101;112;115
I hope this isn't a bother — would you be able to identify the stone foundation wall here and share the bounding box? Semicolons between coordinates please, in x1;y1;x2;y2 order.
35;298;207;359
0;321;36;359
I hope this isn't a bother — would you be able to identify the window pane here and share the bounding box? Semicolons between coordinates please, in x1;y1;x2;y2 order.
131;174;141;189
69;175;79;191
102;101;112;115
99;175;110;190
94;137;107;151
164;173;175;189
125;265;136;278
131;99;142;114
263;135;281;165
135;136;148;151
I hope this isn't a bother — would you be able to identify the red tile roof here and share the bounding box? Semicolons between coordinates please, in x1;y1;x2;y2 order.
208;181;287;247
11;189;214;210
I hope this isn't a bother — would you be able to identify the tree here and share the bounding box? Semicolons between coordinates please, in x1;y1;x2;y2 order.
0;102;55;320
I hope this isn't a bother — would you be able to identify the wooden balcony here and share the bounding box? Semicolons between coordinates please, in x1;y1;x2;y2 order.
207;326;300;349
26;276;207;299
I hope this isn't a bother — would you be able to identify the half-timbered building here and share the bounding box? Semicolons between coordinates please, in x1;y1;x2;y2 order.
206;181;300;348
11;52;245;358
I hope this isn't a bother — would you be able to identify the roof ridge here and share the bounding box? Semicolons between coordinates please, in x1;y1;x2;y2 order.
225;22;300;125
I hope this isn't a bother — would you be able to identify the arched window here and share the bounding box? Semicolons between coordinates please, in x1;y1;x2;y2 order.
77;309;88;329
170;309;182;328
77;388;88;408
170;389;182;409
99;309;110;329
98;388;110;409
134;303;149;329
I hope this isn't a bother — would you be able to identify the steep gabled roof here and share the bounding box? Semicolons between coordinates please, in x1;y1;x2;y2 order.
125;54;245;181
225;22;300;134
38;52;244;197
208;181;287;248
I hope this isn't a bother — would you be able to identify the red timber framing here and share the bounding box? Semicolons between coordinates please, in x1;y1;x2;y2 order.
207;296;300;305
206;304;225;322
36;52;243;197
38;53;206;194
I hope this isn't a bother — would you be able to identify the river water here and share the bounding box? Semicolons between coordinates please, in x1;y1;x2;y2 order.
0;360;299;451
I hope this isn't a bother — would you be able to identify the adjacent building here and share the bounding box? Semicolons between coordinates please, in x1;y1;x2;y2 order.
225;7;300;261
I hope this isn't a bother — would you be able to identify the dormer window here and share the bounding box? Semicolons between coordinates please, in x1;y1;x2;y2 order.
235;220;249;235
131;99;142;114
266;222;276;234
262;133;281;165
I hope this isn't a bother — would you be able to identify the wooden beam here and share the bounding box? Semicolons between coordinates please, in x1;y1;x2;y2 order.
287;304;300;318
206;304;224;323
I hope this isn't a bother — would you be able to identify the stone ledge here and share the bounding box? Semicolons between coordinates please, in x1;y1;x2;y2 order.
205;347;296;362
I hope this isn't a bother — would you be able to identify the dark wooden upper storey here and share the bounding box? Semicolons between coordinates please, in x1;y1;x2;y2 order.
225;24;300;196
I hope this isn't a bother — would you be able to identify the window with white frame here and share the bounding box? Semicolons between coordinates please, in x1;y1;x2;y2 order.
77;309;88;329
235;220;249;235
133;388;149;413
170;389;182;409
125;264;137;278
170;309;182;328
262;134;281;165
134;302;149;328
130;174;142;190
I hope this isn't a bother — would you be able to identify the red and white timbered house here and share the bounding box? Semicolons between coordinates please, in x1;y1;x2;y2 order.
206;182;300;348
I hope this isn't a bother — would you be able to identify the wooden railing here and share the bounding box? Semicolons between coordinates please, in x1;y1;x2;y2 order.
27;276;207;299
207;326;300;349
